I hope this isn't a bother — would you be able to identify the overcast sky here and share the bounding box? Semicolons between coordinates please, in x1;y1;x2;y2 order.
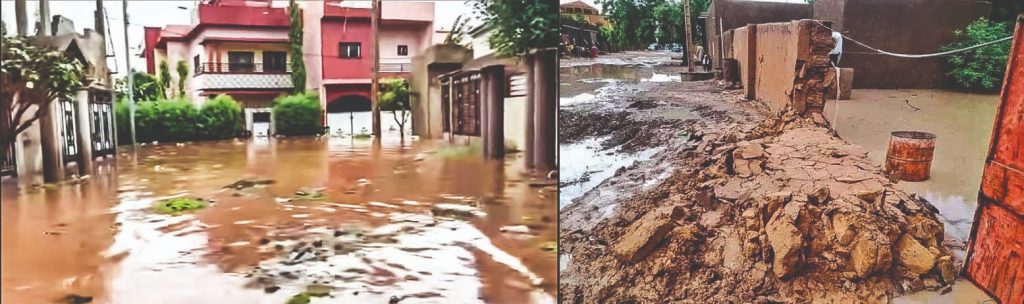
0;0;476;79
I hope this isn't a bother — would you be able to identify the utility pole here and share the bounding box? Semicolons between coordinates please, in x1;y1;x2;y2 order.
682;0;694;72
123;0;136;146
15;0;27;36
39;0;51;35
370;0;382;138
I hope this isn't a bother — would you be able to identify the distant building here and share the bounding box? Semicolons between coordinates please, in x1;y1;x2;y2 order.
559;0;608;27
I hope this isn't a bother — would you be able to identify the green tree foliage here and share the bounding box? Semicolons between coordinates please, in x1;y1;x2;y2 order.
200;94;243;140
1;35;84;157
471;0;558;57
1;20;7;37
273;93;322;136
176;60;188;98
117;71;164;102
942;18;1013;91
158;60;171;98
600;0;710;50
378;78;411;138
288;0;306;94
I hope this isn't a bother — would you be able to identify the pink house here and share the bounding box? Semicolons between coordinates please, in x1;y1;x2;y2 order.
144;0;434;135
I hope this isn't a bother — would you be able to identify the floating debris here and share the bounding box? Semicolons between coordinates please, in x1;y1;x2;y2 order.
152;197;206;214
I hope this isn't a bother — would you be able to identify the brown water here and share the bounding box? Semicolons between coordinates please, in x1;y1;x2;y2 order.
1;137;556;303
823;89;999;303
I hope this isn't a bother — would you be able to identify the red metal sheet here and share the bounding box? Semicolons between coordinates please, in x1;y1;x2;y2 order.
966;14;1024;304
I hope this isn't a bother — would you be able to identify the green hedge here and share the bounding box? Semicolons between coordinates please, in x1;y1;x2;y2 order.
200;94;244;140
273;93;323;136
115;94;244;143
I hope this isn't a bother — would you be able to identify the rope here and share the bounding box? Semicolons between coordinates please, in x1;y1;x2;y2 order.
812;20;1012;59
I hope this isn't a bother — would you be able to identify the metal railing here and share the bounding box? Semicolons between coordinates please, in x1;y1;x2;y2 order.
195;62;291;75
380;62;412;73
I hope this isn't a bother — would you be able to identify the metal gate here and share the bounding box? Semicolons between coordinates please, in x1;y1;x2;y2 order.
59;98;79;164
90;91;115;156
965;14;1024;304
1;143;14;177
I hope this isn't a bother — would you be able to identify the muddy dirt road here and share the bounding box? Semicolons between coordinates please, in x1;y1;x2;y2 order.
559;55;991;303
1;137;556;304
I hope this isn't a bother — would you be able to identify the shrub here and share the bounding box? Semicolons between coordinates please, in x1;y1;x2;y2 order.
200;94;244;140
943;18;1013;91
135;98;201;143
273;93;322;136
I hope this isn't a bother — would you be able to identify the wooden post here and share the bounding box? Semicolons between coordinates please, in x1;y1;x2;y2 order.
524;54;535;169
370;0;382;138
746;24;757;100
483;65;505;159
532;49;556;173
682;0;694;72
15;0;27;36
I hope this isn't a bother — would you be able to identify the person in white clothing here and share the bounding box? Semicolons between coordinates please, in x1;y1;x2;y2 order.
830;31;843;66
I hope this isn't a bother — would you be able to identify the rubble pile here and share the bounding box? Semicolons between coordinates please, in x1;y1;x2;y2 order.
560;111;959;303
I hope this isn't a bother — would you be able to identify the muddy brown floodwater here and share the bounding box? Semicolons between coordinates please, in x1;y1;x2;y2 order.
1;137;556;304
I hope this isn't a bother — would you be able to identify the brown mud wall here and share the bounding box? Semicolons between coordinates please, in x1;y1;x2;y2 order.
812;0;991;89
730;20;834;116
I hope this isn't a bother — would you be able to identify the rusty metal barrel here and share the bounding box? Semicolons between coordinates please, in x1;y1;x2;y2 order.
884;131;936;182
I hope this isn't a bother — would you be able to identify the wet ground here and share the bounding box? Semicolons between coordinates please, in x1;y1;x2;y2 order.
1;135;556;303
823;90;999;247
823;89;1000;304
559;51;998;303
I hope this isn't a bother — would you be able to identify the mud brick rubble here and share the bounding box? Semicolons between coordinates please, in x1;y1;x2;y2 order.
561;105;959;303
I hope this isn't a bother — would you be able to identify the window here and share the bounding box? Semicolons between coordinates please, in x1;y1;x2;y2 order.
397;45;408;56
228;51;255;72
339;42;361;59
263;51;287;73
193;55;200;73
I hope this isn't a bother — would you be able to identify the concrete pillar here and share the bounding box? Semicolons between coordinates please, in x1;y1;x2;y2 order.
39;0;51;36
39;101;64;182
75;89;94;176
482;65;505;159
745;24;757;100
532;49;557;172
524;55;535;169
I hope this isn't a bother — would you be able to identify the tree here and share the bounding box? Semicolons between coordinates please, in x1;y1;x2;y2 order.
471;0;558;57
115;71;163;102
158;60;170;98
176;60;188;98
378;78;411;139
943;18;1013;91
443;15;469;47
1;36;84;160
273;93;321;136
288;0;306;94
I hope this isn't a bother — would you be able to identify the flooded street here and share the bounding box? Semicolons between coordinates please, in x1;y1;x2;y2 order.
2;136;556;303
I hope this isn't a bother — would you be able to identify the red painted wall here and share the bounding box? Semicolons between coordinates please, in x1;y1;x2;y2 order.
197;4;289;28
325;84;371;104
321;17;373;80
143;27;162;74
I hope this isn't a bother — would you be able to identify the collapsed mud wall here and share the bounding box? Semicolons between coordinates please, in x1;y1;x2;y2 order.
812;0;991;89
730;20;833;116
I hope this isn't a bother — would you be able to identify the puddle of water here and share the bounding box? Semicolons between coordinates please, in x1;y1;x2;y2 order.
1;136;556;303
823;89;999;242
558;137;663;208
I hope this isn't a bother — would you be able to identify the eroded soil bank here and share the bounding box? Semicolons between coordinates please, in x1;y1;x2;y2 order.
559;59;975;303
2;137;556;304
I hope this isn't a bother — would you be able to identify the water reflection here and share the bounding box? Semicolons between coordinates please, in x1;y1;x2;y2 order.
1;136;555;303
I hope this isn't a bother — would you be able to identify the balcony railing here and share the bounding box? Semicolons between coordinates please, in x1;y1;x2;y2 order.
195;62;291;75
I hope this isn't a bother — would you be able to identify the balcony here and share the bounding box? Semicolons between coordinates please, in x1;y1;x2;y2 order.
194;62;292;91
380;57;412;73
